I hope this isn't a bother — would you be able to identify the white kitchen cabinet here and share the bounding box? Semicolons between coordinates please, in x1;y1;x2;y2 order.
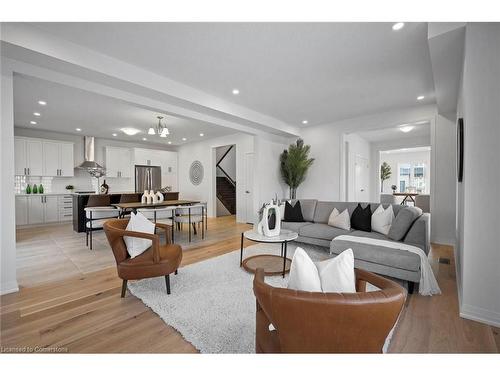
42;141;74;177
44;196;59;223
105;147;132;178
28;196;45;225
14;138;27;175
15;196;28;226
132;148;178;189
26;139;44;176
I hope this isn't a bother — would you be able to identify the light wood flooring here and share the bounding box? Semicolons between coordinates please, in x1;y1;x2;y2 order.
1;217;498;353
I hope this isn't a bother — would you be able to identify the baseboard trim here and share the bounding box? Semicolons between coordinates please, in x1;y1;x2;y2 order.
460;303;500;328
1;280;19;295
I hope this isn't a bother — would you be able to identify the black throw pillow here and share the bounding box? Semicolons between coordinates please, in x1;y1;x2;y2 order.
350;203;372;232
284;201;304;222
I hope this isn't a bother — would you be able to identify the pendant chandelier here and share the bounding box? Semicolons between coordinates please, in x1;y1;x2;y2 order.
148;116;170;137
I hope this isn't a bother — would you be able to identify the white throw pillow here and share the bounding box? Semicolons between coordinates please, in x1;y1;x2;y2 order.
327;208;351;230
123;212;156;258
315;248;357;293
287;247;322;292
371;204;394;236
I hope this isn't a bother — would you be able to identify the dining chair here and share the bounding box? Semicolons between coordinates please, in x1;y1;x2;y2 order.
174;204;205;242
137;207;176;242
85;195;121;250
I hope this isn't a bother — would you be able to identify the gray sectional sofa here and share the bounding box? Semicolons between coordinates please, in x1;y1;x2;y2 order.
281;200;430;293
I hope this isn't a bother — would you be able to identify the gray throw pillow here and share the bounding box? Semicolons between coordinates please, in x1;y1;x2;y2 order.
388;206;423;241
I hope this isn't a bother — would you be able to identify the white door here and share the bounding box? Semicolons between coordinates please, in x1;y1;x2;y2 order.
28;196;45;224
44;196;59;223
59;143;74;176
14;138;27;175
354;156;370;202
26;139;43;176
244;153;254;224
43;141;60;176
15;196;28;225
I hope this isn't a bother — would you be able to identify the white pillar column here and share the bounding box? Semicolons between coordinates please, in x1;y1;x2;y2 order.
1;69;18;294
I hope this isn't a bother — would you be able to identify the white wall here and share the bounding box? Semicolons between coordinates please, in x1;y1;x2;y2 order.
379;149;431;194
457;23;500;327
1;71;18;295
177;133;254;223
13;127;178;193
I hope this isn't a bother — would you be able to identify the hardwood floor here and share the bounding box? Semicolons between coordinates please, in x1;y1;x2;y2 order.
1;217;498;353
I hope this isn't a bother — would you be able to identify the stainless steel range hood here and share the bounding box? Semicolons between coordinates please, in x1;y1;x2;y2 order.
77;136;103;169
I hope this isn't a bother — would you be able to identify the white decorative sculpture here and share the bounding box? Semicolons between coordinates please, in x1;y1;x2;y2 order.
141;190;149;203
156;191;164;203
260;200;281;237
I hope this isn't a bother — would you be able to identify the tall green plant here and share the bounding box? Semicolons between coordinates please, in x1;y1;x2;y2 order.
280;139;315;199
380;162;392;192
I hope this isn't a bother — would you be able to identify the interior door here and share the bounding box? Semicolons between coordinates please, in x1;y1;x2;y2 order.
59;143;74;176
354;156;370;202
244;152;254;224
43;141;60;176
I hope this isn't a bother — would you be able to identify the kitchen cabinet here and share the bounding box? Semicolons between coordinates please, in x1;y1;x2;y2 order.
14;138;43;176
16;194;73;226
15;196;28;226
42;140;74;177
15;137;74;177
133;148;178;190
105;147;132;178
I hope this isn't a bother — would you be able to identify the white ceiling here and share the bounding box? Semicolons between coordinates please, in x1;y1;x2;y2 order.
28;22;436;127
13;74;236;145
355;121;431;142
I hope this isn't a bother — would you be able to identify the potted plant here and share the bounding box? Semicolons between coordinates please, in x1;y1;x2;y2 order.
391;184;397;193
279;139;314;199
380;162;392;192
65;184;75;193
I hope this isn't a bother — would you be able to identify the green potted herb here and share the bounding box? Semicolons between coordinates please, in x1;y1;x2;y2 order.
65;184;75;193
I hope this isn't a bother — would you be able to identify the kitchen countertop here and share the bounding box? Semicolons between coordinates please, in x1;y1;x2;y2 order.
15;192;74;196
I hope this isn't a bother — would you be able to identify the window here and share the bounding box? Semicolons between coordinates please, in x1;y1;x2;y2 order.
414;166;424;177
397;163;427;193
400;167;411;176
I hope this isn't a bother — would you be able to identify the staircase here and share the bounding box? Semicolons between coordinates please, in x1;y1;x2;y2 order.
216;145;236;215
216;176;236;214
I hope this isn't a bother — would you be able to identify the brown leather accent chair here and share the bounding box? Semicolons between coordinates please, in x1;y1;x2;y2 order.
253;268;406;353
103;218;182;298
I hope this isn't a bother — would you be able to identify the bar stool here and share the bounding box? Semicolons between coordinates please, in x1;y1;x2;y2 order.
174;204;205;242
137;207;176;243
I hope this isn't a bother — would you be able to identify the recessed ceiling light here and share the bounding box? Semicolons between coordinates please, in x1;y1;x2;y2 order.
33;112;41;117
75;128;82;132
30;121;37;125
120;128;141;136
302;120;308;125
168;141;172;145
232;89;240;95
142;137;147;141
417;95;425;101
182;137;187;141
38;100;47;106
399;125;414;133
199;133;204;137
112;133;117;137
392;22;405;31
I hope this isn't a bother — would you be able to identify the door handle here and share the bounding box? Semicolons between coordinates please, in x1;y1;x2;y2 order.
28;168;30;175
246;190;250;193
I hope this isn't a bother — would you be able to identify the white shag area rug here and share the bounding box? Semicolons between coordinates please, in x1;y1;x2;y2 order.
127;242;397;353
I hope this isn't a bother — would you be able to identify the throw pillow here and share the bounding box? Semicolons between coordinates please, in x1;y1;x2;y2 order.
284;200;304;222
350;203;372;232
388;206;423;241
287;247;322;292
315;248;356;293
327;208;351;230
123;212;156;258
371;204;394;236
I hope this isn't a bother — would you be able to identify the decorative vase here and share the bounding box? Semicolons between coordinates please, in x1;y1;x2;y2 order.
147;190;155;204
156;191;164;203
26;184;32;194
141;190;149;203
262;201;281;237
100;179;109;194
39;184;44;194
32;184;38;194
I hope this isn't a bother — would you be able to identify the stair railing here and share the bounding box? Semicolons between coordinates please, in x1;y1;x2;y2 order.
216;145;236;187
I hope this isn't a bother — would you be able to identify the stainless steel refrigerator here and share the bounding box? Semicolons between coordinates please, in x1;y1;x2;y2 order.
135;165;162;192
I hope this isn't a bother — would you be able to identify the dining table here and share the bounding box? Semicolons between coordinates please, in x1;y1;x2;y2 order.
392;192;418;205
114;199;200;217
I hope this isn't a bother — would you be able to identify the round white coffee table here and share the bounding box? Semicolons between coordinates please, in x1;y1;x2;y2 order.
240;229;298;277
